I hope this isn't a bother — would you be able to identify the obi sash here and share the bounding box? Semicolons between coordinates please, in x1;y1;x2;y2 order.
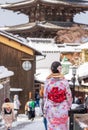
48;87;66;103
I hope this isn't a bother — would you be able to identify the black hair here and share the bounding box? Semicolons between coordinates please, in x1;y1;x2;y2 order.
51;61;61;73
4;98;10;102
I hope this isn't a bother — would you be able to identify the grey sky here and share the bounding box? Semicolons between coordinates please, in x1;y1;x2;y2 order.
0;0;88;26
0;9;28;26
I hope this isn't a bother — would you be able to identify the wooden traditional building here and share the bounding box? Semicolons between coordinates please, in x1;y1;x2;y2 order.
0;0;88;38
0;31;41;113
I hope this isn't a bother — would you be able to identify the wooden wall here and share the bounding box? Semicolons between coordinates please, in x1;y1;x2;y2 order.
0;78;10;112
0;43;36;113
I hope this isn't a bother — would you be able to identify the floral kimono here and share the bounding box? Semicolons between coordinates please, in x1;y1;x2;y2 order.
2;102;15;130
44;73;72;130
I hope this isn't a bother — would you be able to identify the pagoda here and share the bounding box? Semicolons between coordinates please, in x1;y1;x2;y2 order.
0;0;88;39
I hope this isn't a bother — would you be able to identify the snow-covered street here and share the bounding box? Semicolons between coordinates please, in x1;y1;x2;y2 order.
0;114;45;130
0;107;45;130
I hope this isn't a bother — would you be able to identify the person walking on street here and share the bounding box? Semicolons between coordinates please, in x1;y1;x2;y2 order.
39;84;44;116
44;61;73;130
35;90;40;107
25;98;35;120
85;94;88;112
39;84;47;130
1;98;15;130
13;94;21;119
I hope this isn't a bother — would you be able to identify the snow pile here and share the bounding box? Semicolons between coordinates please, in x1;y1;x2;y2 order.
79;122;88;129
0;66;14;79
77;62;88;79
71;103;79;110
0;84;3;89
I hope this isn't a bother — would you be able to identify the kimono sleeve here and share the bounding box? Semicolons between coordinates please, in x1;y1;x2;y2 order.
65;80;73;109
43;80;49;114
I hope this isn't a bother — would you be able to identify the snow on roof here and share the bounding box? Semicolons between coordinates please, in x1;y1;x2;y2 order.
59;46;81;52
0;84;3;89
79;122;88;129
81;80;88;86
0;31;42;55
27;40;59;52
0;66;14;79
35;63;88;83
0;30;25;44
35;67;76;83
65;64;88;81
21;38;81;53
77;62;88;79
71;104;79;110
35;68;51;82
64;66;76;80
77;42;88;49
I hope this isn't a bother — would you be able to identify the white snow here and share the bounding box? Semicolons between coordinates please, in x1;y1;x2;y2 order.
28;40;59;52
77;42;88;49
0;109;45;130
71;103;79;110
10;88;23;92
0;84;3;89
35;68;51;82
79;122;88;129
77;62;88;79
15;116;45;130
0;66;14;79
35;62;88;84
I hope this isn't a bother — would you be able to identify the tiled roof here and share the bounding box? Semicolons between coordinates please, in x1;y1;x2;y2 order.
0;21;78;32
0;30;42;55
1;0;88;10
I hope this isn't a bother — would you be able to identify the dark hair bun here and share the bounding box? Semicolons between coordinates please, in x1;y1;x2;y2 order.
4;98;10;102
51;61;61;73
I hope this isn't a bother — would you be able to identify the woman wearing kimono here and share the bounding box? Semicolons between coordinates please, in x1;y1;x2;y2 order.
2;98;15;130
44;61;72;130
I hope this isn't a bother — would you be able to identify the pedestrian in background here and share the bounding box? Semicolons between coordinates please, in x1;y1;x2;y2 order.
35;90;40;107
25;98;35;120
13;94;21;119
39;84;47;130
39;84;44;116
85;94;88;112
44;61;73;130
2;98;15;130
75;96;83;105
